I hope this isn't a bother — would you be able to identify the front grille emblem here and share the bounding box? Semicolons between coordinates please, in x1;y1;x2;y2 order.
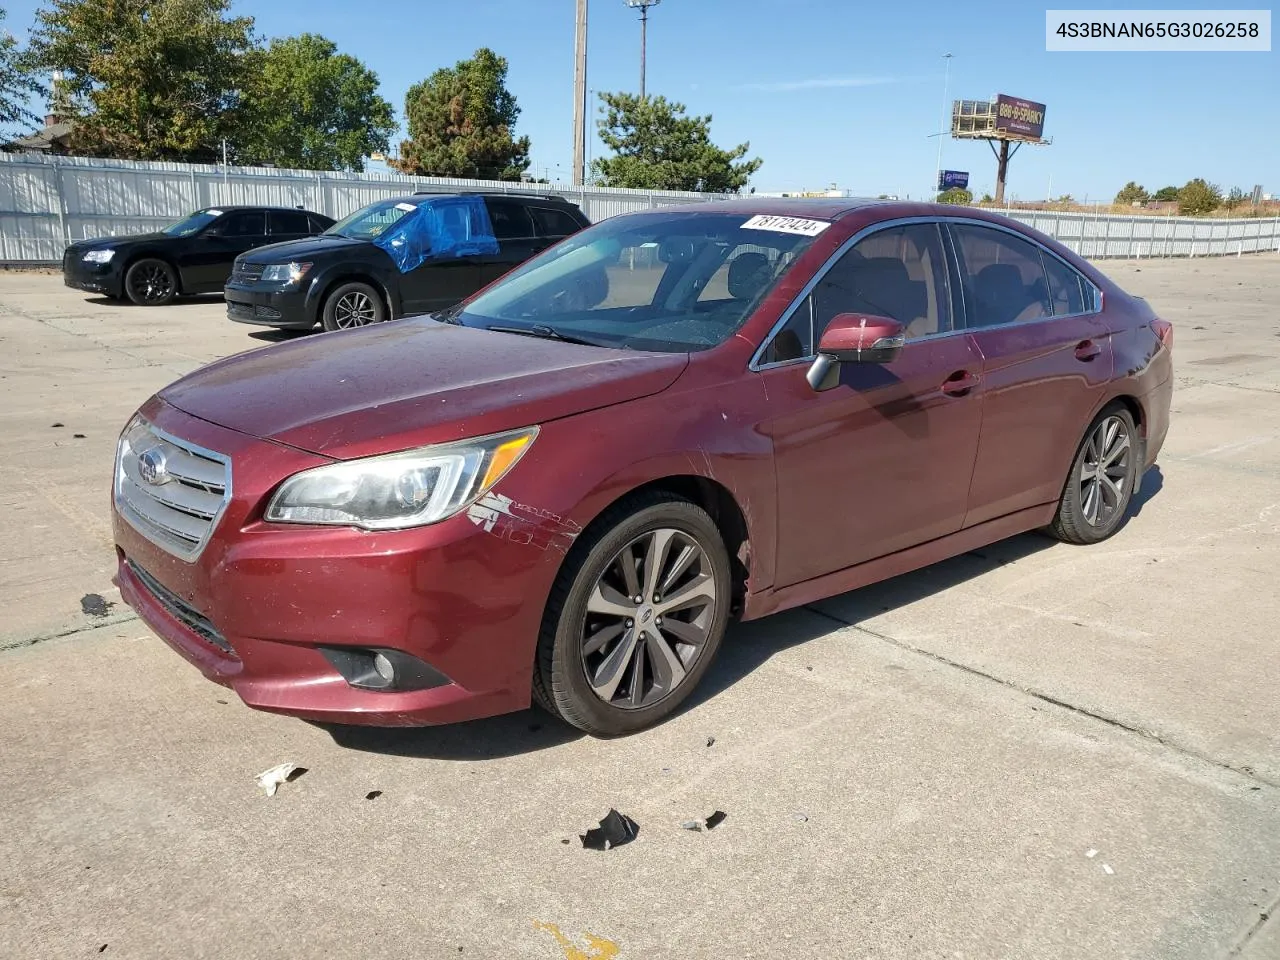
137;446;170;486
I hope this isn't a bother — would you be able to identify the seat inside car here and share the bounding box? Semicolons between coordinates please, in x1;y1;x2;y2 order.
975;262;1050;325
727;252;773;303
850;257;932;338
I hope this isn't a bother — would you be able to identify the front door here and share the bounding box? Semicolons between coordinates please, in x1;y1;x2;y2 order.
946;222;1114;526
760;222;985;587
182;209;270;291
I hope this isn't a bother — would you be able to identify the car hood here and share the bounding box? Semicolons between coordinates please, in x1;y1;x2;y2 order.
238;235;366;262
159;319;690;460
67;233;168;251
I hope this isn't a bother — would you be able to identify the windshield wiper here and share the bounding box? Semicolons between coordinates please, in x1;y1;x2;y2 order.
485;323;605;347
431;303;465;325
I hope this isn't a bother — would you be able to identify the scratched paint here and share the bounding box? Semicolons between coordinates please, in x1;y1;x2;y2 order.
466;492;583;554
533;921;620;960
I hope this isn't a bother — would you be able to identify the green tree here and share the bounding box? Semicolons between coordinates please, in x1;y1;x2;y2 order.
237;34;394;171
936;187;972;205
979;193;995;204
394;48;529;180
24;0;255;162
1152;185;1179;202
592;92;762;192
1223;186;1248;212
1114;181;1149;205
0;8;43;137
1177;178;1222;216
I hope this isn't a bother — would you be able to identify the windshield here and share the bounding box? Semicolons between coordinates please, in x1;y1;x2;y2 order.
163;210;220;237
455;211;822;353
325;199;417;240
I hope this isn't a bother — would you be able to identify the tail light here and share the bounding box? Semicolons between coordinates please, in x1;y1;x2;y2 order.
1151;318;1173;349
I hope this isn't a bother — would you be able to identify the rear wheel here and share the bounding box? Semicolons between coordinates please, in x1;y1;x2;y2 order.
534;493;731;736
321;282;385;331
124;258;178;306
1048;405;1139;544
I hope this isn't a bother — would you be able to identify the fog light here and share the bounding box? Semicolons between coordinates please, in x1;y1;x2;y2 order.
372;652;395;684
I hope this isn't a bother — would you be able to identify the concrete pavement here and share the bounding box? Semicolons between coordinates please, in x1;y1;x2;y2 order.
1;258;1278;959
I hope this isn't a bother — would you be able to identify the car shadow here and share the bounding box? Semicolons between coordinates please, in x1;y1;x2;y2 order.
325;468;1168;762
247;328;316;343
82;295;223;308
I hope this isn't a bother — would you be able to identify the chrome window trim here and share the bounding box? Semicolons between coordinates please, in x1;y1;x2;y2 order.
114;419;233;563
750;214;1103;371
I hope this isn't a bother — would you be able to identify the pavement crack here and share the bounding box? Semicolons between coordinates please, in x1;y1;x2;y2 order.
1223;888;1280;958
803;605;1280;789
0;613;140;653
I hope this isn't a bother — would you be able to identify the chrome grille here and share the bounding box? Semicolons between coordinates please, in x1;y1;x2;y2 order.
231;260;264;283
127;561;236;657
115;418;231;561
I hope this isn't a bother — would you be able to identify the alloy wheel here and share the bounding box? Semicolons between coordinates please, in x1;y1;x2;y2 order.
333;291;378;328
129;263;174;304
1079;414;1132;526
580;528;718;710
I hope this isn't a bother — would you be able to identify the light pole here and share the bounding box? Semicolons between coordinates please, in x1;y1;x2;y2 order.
572;0;588;186
932;53;953;200
625;0;661;99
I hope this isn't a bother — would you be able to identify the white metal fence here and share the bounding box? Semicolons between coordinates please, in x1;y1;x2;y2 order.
1;152;1278;262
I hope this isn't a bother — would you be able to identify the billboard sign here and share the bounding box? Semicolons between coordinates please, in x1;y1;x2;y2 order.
994;94;1047;140
938;170;970;191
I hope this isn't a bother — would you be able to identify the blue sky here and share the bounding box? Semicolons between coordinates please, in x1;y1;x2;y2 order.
4;0;1276;200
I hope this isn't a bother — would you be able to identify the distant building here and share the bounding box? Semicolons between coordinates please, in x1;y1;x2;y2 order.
2;115;75;155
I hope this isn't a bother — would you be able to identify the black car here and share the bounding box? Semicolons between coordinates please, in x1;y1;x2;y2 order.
224;192;590;331
62;206;335;306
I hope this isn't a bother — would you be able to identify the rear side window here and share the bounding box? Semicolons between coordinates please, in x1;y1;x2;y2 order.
486;200;536;240
270;211;310;235
308;214;332;233
218;210;266;237
530;205;582;238
950;224;1052;327
1041;253;1089;316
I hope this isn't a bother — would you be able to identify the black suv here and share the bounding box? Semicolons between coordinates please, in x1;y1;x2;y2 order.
224;192;591;331
62;206;334;306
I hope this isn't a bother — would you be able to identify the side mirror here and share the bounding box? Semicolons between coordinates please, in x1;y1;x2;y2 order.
806;313;905;391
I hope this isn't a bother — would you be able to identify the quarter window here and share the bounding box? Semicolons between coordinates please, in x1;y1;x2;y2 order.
950;224;1053;327
270;211;310;235
760;223;952;364
1041;252;1089;316
530;205;582;238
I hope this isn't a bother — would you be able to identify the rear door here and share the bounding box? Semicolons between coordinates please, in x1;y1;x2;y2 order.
948;221;1113;526
182;209;270;291
268;209;314;244
759;221;985;585
483;198;542;286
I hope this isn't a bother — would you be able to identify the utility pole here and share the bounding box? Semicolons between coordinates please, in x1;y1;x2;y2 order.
572;0;589;185
625;0;660;99
933;53;953;200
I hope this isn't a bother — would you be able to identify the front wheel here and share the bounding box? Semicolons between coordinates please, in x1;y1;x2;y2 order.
124;258;178;306
534;493;731;736
321;282;386;331
1048;405;1140;544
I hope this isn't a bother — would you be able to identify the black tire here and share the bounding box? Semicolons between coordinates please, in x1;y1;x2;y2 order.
533;492;731;737
124;258;178;306
321;281;386;331
1048;404;1140;544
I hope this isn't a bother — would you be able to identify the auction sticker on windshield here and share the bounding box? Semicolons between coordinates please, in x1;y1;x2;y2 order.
395;202;417;212
741;215;831;237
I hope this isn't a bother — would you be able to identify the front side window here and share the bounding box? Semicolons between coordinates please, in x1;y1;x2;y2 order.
950;224;1053;327
217;211;266;237
760;223;952;364
162;210;219;237
453;212;822;353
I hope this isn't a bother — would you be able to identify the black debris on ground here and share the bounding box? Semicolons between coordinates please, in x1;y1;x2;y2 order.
365;790;382;801
286;767;308;783
215;699;228;705
80;594;114;618
705;811;727;830
705;736;716;748
51;422;63;428
579;809;639;850
560;838;571;844
98;946;107;954
73;433;86;439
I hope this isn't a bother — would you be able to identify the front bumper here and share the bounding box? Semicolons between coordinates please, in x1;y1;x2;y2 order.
225;282;312;329
111;399;566;726
63;255;122;297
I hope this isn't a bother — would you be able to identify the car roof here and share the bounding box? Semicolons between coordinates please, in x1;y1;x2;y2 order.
404;191;580;206
202;205;331;215
627;197;994;222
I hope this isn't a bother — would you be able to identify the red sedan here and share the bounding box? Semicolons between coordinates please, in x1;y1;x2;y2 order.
112;199;1172;736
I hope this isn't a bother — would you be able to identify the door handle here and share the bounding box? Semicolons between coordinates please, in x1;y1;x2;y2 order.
941;370;980;397
1075;339;1102;361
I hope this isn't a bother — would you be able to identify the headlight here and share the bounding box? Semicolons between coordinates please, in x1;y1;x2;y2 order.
82;249;115;263
265;427;538;530
260;262;312;284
